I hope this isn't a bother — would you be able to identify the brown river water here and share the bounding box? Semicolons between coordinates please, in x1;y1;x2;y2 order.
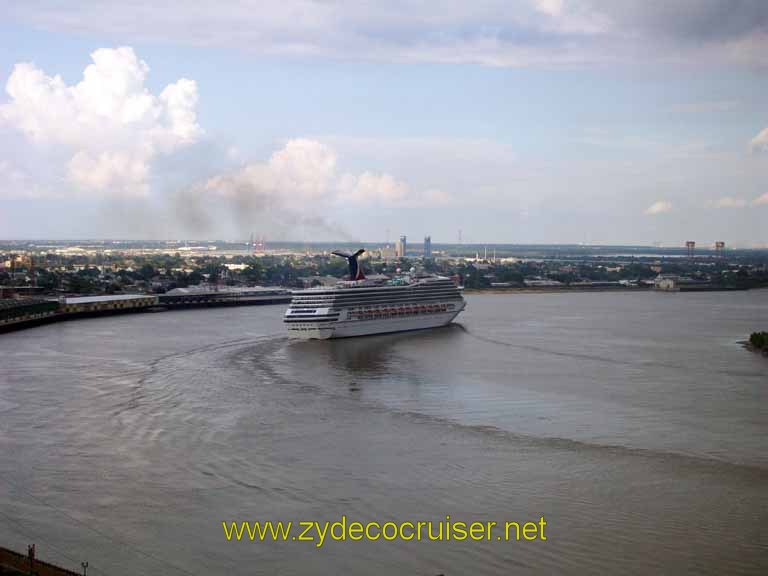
1;291;766;575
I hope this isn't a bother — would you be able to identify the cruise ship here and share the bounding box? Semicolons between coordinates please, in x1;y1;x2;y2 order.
284;249;466;339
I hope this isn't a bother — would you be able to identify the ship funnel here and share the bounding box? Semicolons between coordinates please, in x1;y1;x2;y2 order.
332;249;366;280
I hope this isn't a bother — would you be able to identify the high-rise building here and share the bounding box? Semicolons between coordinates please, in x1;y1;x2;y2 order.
396;235;407;258
424;236;432;258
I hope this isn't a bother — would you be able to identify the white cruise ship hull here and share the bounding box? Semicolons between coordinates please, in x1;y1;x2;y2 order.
284;274;466;340
287;308;463;340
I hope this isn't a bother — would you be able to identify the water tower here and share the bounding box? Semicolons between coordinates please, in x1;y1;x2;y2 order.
715;241;725;259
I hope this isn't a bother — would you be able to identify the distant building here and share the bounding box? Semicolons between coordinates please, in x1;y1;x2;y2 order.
396;235;407;258
523;278;563;287
378;246;396;260
654;275;679;291
654;274;710;291
424;236;432;258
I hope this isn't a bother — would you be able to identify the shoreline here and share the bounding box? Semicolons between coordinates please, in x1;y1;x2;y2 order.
0;297;289;335
464;285;761;294
740;339;768;358
743;344;768;357
1;285;764;335
463;286;650;294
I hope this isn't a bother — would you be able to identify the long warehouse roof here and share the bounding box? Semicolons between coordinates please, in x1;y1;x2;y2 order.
63;294;154;304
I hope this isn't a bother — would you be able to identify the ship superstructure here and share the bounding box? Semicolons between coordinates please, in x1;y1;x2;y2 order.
284;250;465;339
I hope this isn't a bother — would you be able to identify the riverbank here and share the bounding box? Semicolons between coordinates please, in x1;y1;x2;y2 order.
464;284;758;294
2;285;764;336
740;342;768;357
743;332;768;357
464;285;650;294
0;291;291;335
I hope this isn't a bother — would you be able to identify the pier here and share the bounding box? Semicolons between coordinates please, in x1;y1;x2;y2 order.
0;545;83;576
0;287;292;334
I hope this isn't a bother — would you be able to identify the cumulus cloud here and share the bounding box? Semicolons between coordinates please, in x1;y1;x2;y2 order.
0;47;202;197
199;139;334;215
645;200;672;215
175;138;440;236
714;196;748;208
337;172;410;204
201;139;424;207
267;139;337;200
750;127;768;153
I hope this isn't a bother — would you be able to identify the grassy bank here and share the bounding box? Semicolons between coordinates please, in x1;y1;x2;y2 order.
748;332;768;356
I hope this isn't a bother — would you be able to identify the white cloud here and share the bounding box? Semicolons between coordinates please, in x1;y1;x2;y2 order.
204;139;335;207
67;150;150;195
534;0;564;17
337;172;410;204
268;139;337;200
750;126;768;153
713;196;747;208
0;47;202;197
204;138;422;207
753;192;768;205
645;200;672;215
7;1;768;68
174;138;434;238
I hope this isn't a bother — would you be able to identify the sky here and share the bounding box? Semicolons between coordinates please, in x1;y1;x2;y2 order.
1;0;767;246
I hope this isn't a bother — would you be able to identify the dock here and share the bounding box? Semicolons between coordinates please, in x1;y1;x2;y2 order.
0;545;83;576
0;287;292;334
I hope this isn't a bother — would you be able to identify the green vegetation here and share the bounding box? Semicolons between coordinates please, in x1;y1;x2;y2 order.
2;242;768;295
749;332;768;350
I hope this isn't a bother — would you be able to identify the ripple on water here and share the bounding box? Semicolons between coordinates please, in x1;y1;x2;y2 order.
0;294;766;575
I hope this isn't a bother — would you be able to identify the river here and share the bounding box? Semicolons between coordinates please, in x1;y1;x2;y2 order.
1;291;766;574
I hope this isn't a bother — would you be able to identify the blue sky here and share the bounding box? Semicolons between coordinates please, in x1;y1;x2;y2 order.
1;1;767;246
